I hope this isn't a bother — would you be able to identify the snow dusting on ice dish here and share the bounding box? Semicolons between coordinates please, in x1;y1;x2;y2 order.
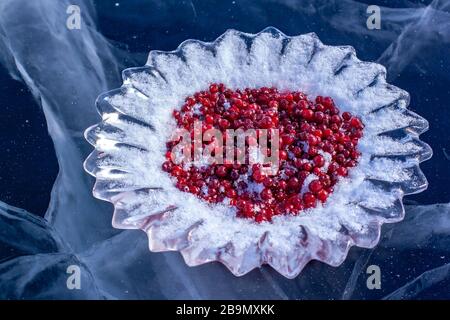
84;27;432;278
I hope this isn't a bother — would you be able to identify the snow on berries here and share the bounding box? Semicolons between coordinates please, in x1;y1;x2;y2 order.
162;84;363;222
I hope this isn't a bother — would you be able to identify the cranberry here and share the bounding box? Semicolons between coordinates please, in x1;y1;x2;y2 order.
162;161;172;172
279;150;288;160
205;115;214;125
342;111;352;121
209;84;219;93
219;118;230;129
350;117;364;129
303;192;316;207
303;162;313;172
290;195;303;209
313;155;325;167
226;188;237;198
336;166;348;176
263;177;273;187
252;170;265;183
288;177;300;190
309;180;323;193
277;180;287;190
314;111;325;122
255;214;265;223
163;84;363;222
301;109;314;121
261;188;273;200
322;96;334;109
171;165;183;177
317;189;329;202
216;165;228;177
281;134;295;146
308;134;319;146
331;115;342;124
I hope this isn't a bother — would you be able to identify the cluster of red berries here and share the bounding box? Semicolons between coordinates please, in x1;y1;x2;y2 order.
162;84;364;222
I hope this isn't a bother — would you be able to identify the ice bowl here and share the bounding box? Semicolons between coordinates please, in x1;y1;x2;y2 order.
84;27;432;278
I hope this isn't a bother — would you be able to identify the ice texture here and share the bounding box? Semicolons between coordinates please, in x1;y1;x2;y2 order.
0;0;448;299
3;199;450;299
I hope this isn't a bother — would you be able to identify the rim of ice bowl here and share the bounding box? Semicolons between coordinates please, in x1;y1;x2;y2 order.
83;27;432;278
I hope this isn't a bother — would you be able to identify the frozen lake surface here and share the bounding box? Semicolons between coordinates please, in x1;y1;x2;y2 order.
0;0;449;299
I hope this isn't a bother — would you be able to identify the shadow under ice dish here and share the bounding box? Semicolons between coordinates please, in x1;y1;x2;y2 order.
84;27;431;278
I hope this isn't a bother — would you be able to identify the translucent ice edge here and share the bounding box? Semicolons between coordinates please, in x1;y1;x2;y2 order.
84;27;432;278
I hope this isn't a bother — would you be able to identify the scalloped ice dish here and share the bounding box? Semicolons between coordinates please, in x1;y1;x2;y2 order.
84;28;432;278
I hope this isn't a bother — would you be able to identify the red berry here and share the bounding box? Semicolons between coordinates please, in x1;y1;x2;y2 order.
314;111;325;123
252;170;264;183
162;161;172;172
263;177;273;187
209;84;219;93
342;111;352;121
226;188;237;198
255;214;265;223
313;155;325;167
323;128;333;138
303;192;316;207
288;177;300;190
303;162;313;172
281;134;295;146
268;100;279;108
336;166;348;176
328;161;339;173
290;195;303;209
261;188;273;200
322;96;334;109
242;202;254;216
301;109;314;121
350;117;363;129
260;116;273;129
189;185;200;194
205;115;214;125
331;115;342;124
216;166;228;177
317;189;329;202
278;180;287;190
306;135;316;147
219;118;230;129
309;180;323;193
171;165;183;177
